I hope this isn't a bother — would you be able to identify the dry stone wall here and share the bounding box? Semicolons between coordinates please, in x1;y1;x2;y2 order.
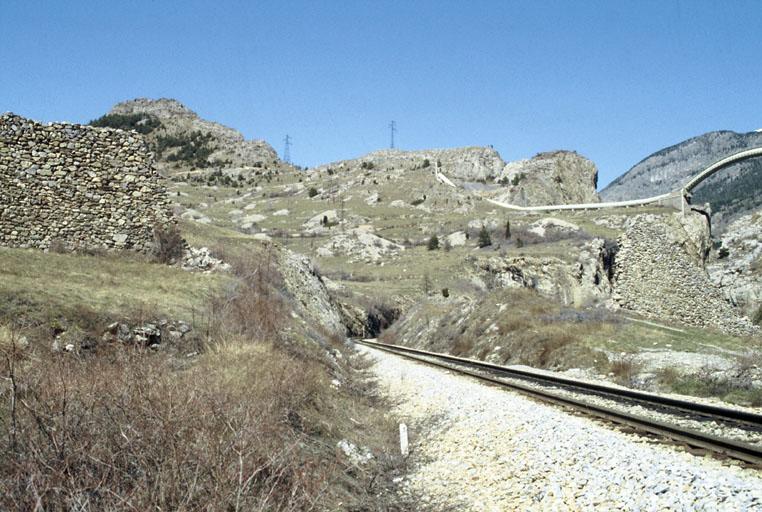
613;213;758;337
0;113;173;252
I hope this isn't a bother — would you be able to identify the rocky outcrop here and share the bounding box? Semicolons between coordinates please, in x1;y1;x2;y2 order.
707;210;762;317
279;249;344;335
317;228;404;263
312;146;505;182
613;213;758;336
489;151;600;206
478;238;614;307
0;113;173;252
107;98;281;172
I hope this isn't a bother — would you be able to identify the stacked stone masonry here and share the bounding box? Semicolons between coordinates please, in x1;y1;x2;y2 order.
613;213;758;337
0;113;173;252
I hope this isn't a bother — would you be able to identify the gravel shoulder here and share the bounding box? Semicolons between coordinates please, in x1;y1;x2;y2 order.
360;345;762;511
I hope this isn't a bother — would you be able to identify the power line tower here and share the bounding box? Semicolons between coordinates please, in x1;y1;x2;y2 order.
389;120;397;149
283;134;292;164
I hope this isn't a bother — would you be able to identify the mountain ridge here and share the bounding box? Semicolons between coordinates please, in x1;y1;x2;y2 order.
600;129;762;227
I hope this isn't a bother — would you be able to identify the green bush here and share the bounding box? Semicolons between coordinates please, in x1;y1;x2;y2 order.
156;131;215;167
308;187;319;198
89;113;162;134
427;235;439;251
478;226;492;248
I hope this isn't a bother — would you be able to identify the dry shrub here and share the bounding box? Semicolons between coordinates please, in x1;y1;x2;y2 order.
609;355;642;386
0;341;333;511
206;248;287;343
47;239;68;254
153;224;186;264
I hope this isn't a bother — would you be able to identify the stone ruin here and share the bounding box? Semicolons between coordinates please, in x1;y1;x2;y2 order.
0;113;173;252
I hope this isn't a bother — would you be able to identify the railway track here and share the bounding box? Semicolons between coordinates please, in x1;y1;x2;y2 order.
356;339;762;467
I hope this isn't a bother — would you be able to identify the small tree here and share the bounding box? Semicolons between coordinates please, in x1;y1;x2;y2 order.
308;187;318;198
505;220;511;239
516;238;524;248
478;225;492;248
441;288;449;298
427;235;440;251
422;273;431;296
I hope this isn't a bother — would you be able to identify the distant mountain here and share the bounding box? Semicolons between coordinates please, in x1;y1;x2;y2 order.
90;98;284;178
601;131;762;229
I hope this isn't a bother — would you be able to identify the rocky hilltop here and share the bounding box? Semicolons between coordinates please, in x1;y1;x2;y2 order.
313;147;600;206
488;151;600;206
601;130;762;228
92;98;283;176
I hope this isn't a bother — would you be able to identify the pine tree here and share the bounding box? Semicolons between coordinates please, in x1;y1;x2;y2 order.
478;226;492;248
427;235;440;250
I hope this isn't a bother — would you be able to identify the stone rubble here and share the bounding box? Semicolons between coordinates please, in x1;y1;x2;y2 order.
363;345;762;511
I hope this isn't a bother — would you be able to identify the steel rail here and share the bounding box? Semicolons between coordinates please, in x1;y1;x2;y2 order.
357;339;762;466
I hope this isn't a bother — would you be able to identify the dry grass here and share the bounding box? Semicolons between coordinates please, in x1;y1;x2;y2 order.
0;246;228;322
0;247;409;510
608;355;642;386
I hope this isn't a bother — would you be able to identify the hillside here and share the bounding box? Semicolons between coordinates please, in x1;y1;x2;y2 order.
313;147;600;207
90;98;287;178
600;130;762;229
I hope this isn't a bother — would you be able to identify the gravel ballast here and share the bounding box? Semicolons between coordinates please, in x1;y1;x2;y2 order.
361;345;762;511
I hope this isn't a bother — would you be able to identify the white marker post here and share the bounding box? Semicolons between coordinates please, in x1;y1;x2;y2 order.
399;423;409;457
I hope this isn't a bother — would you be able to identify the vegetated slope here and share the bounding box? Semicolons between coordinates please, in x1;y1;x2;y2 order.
600;130;762;228
90;98;287;179
0;223;408;510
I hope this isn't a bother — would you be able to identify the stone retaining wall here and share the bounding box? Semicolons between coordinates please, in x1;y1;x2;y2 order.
0;113;172;252
613;213;758;337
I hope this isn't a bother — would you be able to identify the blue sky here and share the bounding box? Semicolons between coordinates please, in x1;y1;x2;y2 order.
2;1;761;187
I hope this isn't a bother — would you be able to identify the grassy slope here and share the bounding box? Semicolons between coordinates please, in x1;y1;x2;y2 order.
0;217;410;509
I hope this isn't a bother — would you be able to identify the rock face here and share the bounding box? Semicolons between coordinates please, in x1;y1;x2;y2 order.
0;113;173;252
491;151;600;206
313;146;505;182
479;238;614;307
279;249;344;335
317;228;404;263
707;210;762;318
106;98;281;173
613;213;758;336
601;130;762;228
